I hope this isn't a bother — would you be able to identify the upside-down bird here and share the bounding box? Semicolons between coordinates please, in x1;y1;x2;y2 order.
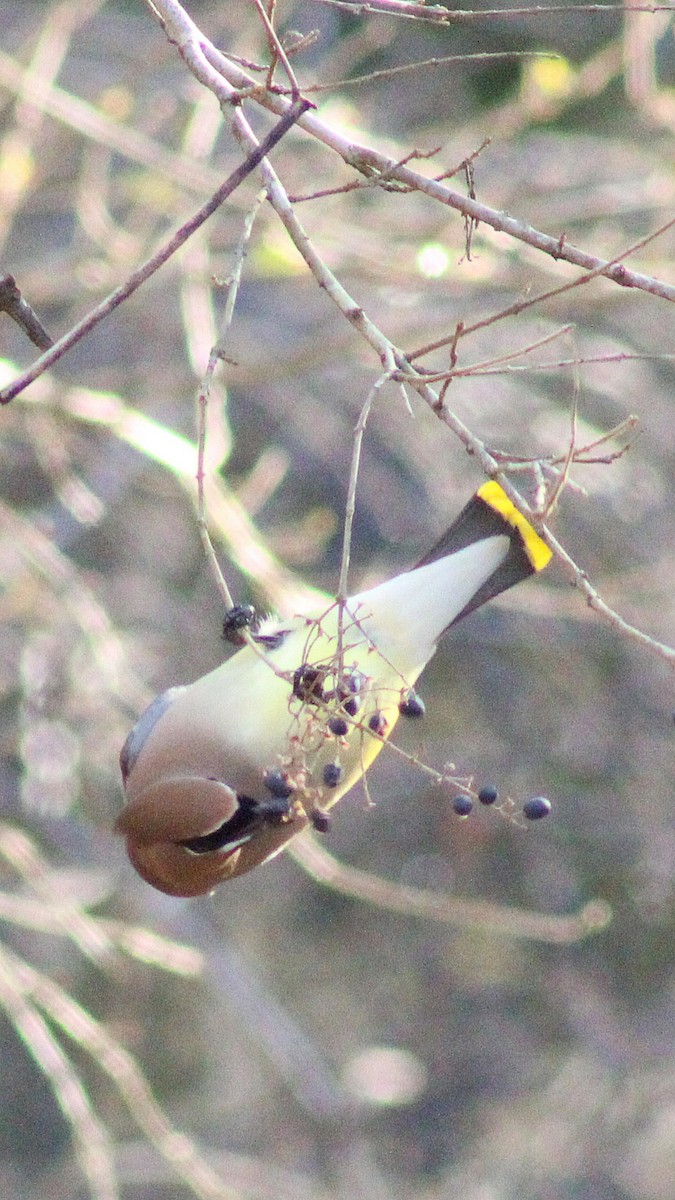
117;482;551;896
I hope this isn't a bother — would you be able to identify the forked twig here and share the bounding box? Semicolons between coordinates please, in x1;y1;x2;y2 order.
145;1;675;674
0;943;119;1200
3;944;240;1200
251;0;301;96
0;100;311;405
165;0;675;302
408;216;675;364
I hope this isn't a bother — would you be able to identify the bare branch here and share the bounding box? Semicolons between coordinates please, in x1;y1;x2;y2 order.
311;0;675;22
0;100;311;405
6;947;240;1200
298;50;564;94
290;834;613;943
160;8;675;301
0;944;118;1200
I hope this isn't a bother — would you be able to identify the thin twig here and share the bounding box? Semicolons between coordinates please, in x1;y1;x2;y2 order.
0;274;53;349
0;100;311;405
295;50;563;94
408;215;675;363
0;944;119;1200
159;4;675;302
290;834;613;943
311;0;675;22
451;352;675;376
7;949;240;1200
542;528;675;665
196;193;266;609
337;379;384;602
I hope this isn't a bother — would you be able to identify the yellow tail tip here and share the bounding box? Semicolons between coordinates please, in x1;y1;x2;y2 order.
478;481;553;573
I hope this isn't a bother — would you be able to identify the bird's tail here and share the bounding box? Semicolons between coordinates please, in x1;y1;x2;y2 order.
414;481;552;627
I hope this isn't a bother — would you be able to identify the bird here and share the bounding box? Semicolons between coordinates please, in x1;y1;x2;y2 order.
116;481;552;897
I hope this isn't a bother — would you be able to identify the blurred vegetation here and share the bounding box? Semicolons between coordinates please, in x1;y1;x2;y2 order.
0;1;674;1198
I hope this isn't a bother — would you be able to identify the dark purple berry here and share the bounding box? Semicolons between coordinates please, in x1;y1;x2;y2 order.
311;809;331;833
339;671;366;697
523;796;552;821
453;794;473;817
264;769;294;799
478;785;499;806
293;665;326;703
328;715;349;737
399;691;425;718
368;711;388;736
222;604;255;645
342;695;361;717
323;762;343;788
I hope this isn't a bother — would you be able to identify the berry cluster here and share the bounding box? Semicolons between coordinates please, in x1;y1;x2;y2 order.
451;785;552;823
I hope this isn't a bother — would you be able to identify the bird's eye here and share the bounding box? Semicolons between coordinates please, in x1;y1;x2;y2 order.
255;795;294;822
179;792;294;855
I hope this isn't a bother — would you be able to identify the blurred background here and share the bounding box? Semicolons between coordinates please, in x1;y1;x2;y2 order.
1;1;674;1198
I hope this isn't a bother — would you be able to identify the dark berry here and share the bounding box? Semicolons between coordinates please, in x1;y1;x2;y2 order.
323;762;343;788
399;691;425;718
263;769;294;799
311;809;331;833
523;796;552;821
328;715;349;737
478;785;499;806
339;671;366;697
222;604;255;644
453;794;473;817
342;695;361;717
368;711;388;736
293;664;326;703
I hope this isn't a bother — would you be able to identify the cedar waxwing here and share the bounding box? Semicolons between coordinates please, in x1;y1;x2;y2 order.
117;481;552;896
